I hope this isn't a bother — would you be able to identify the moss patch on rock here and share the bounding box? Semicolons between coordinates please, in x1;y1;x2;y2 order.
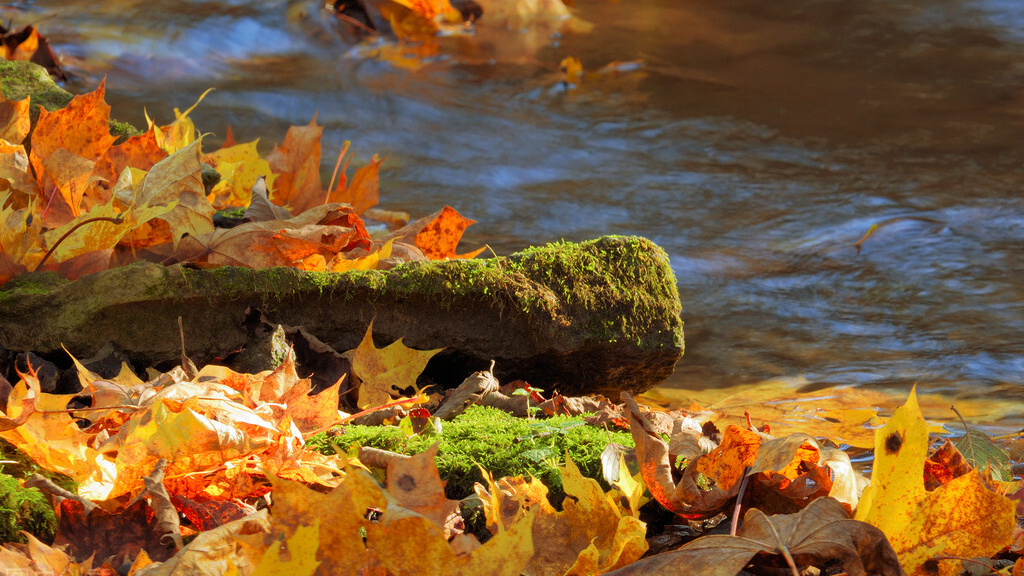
0;235;683;396
306;405;635;505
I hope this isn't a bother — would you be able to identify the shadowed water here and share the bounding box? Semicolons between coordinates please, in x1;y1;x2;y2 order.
16;0;1024;427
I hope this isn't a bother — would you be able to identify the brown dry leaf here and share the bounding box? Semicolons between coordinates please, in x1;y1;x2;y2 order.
694;424;762;491
267;117;325;215
923;439;974;490
855;388;1015;576
55;460;181;564
132;509;271;576
602;497;903;576
622;392;734;518
177;202;369;269
0;531;94;575
348;320;443;409
385;443;460;527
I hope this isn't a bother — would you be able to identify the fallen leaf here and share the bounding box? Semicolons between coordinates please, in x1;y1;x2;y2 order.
855;387;1015;576
601;497;902;576
478;454;647;576
29;79;117;183
266;117;325;215
348;320;442;409
0;93;30;144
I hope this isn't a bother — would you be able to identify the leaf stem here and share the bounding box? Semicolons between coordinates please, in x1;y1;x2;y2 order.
34;215;125;271
730;466;751;536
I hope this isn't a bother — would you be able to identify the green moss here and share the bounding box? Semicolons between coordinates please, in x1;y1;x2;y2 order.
0;472;56;544
306;405;635;504
175;235;682;351
0;271;68;306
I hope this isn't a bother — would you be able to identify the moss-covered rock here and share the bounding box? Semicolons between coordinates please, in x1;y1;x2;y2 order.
0;236;683;396
307;405;635;504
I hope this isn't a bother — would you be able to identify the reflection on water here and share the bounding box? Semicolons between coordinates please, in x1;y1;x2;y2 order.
14;0;1024;428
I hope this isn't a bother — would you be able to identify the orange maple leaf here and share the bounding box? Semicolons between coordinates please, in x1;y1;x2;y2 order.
266;116;325;215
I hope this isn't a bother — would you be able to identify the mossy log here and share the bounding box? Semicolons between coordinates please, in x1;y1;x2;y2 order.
0;236;684;396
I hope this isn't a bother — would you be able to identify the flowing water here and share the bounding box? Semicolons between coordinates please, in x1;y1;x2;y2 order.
14;0;1024;429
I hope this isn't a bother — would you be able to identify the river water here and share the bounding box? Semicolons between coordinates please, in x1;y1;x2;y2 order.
15;0;1024;428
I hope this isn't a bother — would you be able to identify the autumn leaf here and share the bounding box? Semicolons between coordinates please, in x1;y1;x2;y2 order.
0;531;95;575
146;88;212;154
204;137;275;209
477;454;647;576
0;93;30;143
384;443;460;527
328;153;382;214
348;320;443;409
262;465;535;576
266;116;325;215
0;370;118;500
119;139;216;249
388;205;485;260
29;79;117;182
251;521;321;576
601;497;902;576
854;387;1015;576
94;126;169;195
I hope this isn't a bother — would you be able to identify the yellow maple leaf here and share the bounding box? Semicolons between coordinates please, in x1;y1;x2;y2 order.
855;387;1015;575
264;466;535;576
348;320;442;409
204;138;276;209
146;88;213;154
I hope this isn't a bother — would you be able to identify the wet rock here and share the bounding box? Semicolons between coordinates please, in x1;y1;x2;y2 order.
0;236;684;396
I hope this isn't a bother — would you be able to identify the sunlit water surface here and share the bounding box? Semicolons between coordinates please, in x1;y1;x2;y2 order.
16;0;1024;431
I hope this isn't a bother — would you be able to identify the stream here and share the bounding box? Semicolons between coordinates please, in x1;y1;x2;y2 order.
14;0;1024;430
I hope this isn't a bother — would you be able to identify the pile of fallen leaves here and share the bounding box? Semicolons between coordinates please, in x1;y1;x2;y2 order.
1;333;1023;576
0;83;483;285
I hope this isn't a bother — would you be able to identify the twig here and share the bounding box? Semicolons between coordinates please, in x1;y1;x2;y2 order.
35;215;124;270
730;466;751;536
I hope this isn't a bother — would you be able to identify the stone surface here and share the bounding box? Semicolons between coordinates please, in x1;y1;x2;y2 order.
0;236;684;396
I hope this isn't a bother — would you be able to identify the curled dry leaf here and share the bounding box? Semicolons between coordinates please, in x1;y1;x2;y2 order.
601;497;904;576
434;360;499;420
